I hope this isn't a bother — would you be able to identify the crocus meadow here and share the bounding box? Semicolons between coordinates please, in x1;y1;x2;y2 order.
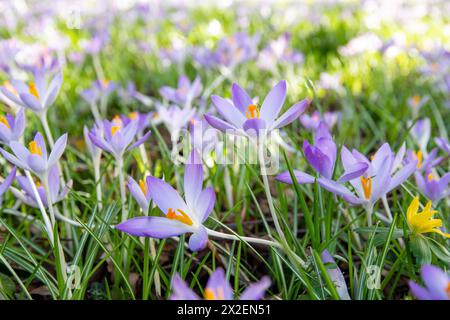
0;0;448;302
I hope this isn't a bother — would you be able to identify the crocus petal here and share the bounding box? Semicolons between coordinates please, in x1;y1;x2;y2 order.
147;176;190;216
231;82;253;114
195;187;215;222
88;132;113;154
260;80;286;125
321;250;350;300
275;170;315;185
338;162;368;182
0;167;16;196
204;114;239;133
270;99;308;130
128;177;149;212
304;141;333;179
318;177;364;205
27;154;46;174
34;132;47;160
0;147;28;170
116;216;189;238
409;281;433;300
19;93;42;111
211;95;246;128
170;274;200;300
127;130;151;151
184;149;203;209
47;133;67;168
0;87;25;107
240;277;271;300
371;155;393;201
9;141;32;163
205;268;234;300
43;72;62;107
387;159;416;193
188;226;208;251
243;118;266;136
421;265;449;300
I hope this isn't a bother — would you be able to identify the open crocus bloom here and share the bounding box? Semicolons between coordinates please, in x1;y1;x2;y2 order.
204;80;308;137
12;166;71;208
0;132;67;179
0;167;16;197
116;149;215;251
88;116;150;159
128;176;151;213
317;143;417;208
170;268;271;300
415;170;450;203
120;111;152;135
406;196;450;239
0;71;62;116
409;264;450;300
159;75;202;106
0;108;25;145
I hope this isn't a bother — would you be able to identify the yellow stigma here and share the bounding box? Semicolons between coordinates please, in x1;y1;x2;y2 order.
129;112;138;120
0;116;10;129
166;208;193;226
102;79;110;88
111;126;120;136
28;141;42;156
360;176;372;200
414;150;422;169
406;196;450;238
28;82;39;98
35;181;41;188
411;95;421;107
139;179;148;195
245;104;260;119
204;287;225;300
427;173;434;181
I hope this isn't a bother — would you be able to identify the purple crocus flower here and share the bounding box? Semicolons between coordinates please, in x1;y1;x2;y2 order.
406;148;442;173
0;132;67;179
214;32;260;69
0;71;62;116
0;108;25;145
321;250;350;300
171;268;270;300
159;75;202;107
81;79;117;105
415;170;450;203
435;137;450;156
205;80;308;137
12;166;70;208
156;104;196;139
190;117;218;156
120;112;152;136
257;33;304;71
88;116;150;160
317;143;417;209
276;122;368;184
409;264;449;300
0;167;16;198
116;149;215;251
409;118;430;152
128;176;151;213
299;110;341;132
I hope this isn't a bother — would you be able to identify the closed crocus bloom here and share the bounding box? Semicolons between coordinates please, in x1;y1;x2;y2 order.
0;108;25;145
409;264;450;300
88;116;150;159
435;137;450;156
205;81;308;137
415;171;450;203
321;250;350;300
0;71;62;116
128;176;151;213
12;166;71;208
409;118;430;152
83;122;103;160
170;268;270;300
406;196;450;239
116;149;215;251
317;143;417;209
0;167;16;198
0;132;67;179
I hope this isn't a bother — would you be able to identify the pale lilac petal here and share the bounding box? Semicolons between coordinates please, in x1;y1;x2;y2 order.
205;268;233;300
34;132;47;159
19;93;42;111
116;216;189;238
243;118;266;136
371;155;393;201
240;277;271;300
170;274;200;300
147;176;190;215
184;149;203;209
409;281;433;300
0;167;16;196
89;132;113;154
188;226;208;251
275;170;315;184
128;177;149;212
0;147;28;170
387;160;416;193
211;95;246;128
127;130;151;151
270;99;308;130
231;83;253;114
421;265;449;300
204;114;238;133
321;250;350;300
47;133;67;168
196;187;215;222
318;177;364;205
338;162;368;182
260;80;286;125
27;154;46;174
9;141;32;163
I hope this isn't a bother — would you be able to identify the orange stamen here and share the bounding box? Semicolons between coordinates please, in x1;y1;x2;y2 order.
427;173;434;181
204;288;215;300
28;141;42;156
411;95;420;106
111;126;120;136
166;208;193;226
139;179;148;195
360;176;372;200
0;116;10;129
129;112;138;120
28;82;39;98
245;104;260;119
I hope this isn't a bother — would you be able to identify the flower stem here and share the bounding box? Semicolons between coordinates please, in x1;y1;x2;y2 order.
206;228;282;248
257;140;287;244
40;112;55;147
381;195;393;222
117;156;127;221
94;157;103;211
